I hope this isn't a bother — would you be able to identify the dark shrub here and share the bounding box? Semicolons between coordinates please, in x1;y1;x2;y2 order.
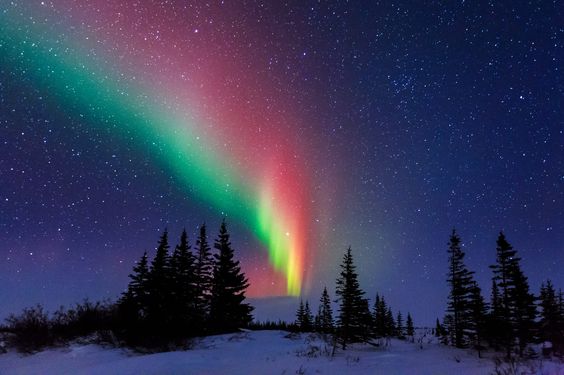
5;304;52;353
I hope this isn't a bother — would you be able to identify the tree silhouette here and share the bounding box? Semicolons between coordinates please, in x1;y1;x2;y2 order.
539;280;564;354
372;293;387;338
170;229;197;336
194;223;214;325
316;287;334;333
468;281;487;357
295;300;313;331
146;230;173;336
435;318;443;338
385;306;395;337
486;279;507;350
446;229;475;348
303;301;314;331
209;220;253;333
335;247;369;348
295;300;306;330
511;264;536;357
406;312;414;337
120;251;150;321
396;311;404;338
490;232;518;356
490;232;536;357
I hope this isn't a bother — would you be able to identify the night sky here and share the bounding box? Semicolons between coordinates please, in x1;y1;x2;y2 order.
1;1;562;325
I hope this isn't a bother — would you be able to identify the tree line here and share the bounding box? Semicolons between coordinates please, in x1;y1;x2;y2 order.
2;220;253;352
292;230;564;359
295;247;415;349
3;225;563;359
117;220;253;346
440;229;564;358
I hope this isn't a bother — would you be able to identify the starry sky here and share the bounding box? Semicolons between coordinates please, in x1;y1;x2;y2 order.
1;1;562;325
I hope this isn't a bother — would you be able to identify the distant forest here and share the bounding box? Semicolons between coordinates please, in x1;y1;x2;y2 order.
292;230;564;359
1;225;563;361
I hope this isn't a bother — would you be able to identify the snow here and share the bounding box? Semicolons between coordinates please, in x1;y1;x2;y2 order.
1;330;563;375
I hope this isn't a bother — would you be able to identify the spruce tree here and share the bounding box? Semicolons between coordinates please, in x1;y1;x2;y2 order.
468;281;487;357
441;315;453;345
487;279;508;350
539;280;559;344
119;251;151;343
335;247;369;348
314;309;321;332
557;289;564;354
511;266;537;357
406;312;414;337
317;287;334;333
559;289;564;321
446;229;475;348
373;294;388;338
170;229;196;336
490;232;536;357
209;220;253;333
194;223;213;323
490;231;518;357
435;318;442;338
294;299;314;331
385;307;395;337
296;300;305;331
539;281;564;354
359;298;373;338
396;311;404;338
372;294;382;337
121;251;150;319
303;301;314;331
146;230;173;335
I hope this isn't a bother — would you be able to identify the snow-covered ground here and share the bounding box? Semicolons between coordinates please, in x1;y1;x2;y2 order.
0;330;563;375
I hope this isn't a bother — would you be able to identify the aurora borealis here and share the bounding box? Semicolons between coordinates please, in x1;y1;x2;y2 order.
1;1;563;323
1;0;313;296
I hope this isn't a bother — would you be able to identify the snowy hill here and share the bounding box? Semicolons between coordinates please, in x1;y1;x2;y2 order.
1;330;563;374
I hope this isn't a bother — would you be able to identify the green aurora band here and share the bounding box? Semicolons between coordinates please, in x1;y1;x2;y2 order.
0;6;305;295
